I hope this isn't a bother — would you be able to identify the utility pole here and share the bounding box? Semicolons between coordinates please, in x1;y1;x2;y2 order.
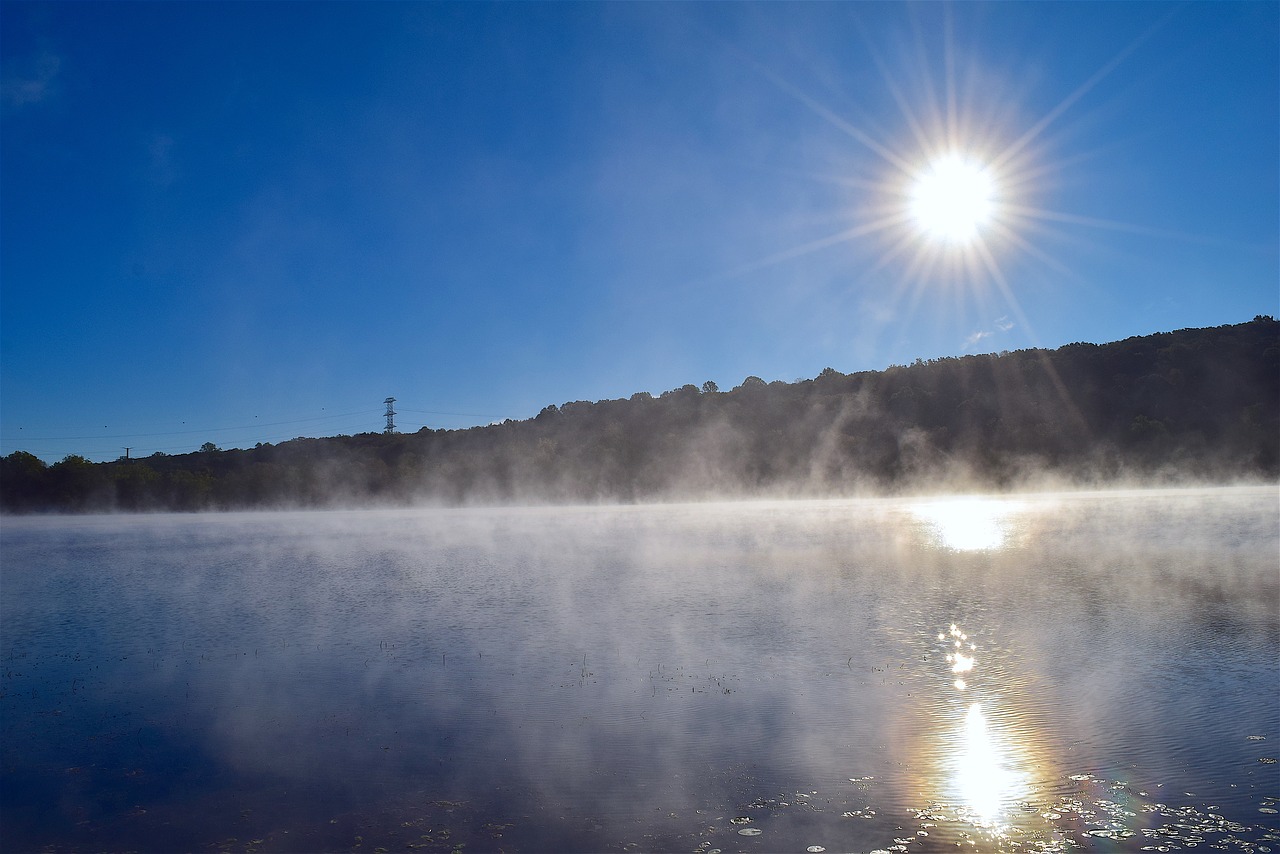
123;447;131;460
383;397;397;434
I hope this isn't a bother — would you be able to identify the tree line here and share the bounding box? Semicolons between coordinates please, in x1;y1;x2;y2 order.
3;317;1277;512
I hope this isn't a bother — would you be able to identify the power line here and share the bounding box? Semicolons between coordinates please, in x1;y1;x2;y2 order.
125;428;391;455
0;401;518;463
2;424;387;459
396;407;508;419
0;409;383;442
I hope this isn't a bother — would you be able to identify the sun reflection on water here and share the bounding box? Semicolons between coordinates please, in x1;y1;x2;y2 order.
953;701;1030;827
933;624;1035;834
912;496;1024;551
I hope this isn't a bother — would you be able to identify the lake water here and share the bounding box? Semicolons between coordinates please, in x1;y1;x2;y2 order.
2;487;1277;853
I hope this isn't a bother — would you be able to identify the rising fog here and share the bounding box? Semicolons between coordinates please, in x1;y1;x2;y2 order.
3;488;1276;850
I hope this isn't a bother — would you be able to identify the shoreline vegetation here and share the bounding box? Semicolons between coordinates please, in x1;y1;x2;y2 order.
3;317;1277;513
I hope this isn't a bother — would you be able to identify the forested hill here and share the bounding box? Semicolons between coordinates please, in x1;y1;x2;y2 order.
4;317;1278;512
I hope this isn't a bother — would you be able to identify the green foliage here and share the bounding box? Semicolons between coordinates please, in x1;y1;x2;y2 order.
2;319;1276;512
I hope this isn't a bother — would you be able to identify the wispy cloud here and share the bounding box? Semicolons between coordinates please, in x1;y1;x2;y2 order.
963;330;993;348
964;316;1016;350
1;52;61;108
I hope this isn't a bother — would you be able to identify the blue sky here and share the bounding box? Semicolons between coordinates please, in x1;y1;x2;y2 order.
2;2;1276;463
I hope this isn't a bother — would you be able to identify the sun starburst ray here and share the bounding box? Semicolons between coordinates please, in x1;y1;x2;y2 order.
991;224;1076;278
1005;204;1254;248
753;62;918;175
698;215;909;288
991;11;1174;172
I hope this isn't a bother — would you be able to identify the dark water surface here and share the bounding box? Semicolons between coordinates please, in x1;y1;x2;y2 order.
2;487;1277;852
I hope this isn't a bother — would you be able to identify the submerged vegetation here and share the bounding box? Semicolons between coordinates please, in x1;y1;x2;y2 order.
3;318;1277;512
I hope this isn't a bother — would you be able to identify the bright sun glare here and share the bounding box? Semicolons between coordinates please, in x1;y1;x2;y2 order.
909;154;997;245
913;496;1021;551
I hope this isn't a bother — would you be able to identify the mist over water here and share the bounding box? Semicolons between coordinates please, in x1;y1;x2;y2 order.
2;487;1277;852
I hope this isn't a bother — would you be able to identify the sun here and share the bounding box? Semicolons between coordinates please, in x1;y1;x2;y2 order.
908;154;997;245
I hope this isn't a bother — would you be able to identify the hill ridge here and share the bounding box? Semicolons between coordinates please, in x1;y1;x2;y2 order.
3;317;1276;511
